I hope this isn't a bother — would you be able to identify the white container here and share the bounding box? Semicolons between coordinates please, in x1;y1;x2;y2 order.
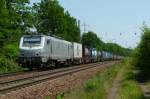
72;42;82;59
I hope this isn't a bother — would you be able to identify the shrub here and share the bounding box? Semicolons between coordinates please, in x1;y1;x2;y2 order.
0;56;22;73
3;43;19;60
84;78;99;93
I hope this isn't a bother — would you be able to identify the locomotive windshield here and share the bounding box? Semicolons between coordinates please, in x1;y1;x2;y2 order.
23;36;41;47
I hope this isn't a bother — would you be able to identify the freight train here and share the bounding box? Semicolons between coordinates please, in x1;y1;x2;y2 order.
19;35;123;68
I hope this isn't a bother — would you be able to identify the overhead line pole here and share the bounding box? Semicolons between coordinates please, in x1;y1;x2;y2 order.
80;22;89;33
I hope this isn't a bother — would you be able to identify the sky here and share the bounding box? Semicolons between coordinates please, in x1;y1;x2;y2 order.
31;0;150;48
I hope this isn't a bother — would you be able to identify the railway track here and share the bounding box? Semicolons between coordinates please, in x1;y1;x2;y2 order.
0;70;32;78
0;61;115;94
0;62;104;84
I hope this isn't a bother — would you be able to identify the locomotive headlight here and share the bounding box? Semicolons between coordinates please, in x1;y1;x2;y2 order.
36;52;41;56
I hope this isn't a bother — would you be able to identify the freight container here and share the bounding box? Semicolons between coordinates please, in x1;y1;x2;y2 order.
82;46;92;63
72;42;83;64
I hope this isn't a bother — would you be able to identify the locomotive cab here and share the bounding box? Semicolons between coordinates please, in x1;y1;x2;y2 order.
19;35;47;68
20;35;44;49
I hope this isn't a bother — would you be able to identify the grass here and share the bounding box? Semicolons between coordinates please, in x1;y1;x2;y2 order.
117;80;144;99
62;61;123;99
117;59;144;99
0;57;24;74
0;55;24;74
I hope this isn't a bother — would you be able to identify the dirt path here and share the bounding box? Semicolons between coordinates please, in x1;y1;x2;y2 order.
107;68;123;99
140;83;150;99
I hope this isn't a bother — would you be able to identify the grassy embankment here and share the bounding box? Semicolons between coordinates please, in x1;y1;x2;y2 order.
56;61;122;99
116;59;144;99
53;59;144;99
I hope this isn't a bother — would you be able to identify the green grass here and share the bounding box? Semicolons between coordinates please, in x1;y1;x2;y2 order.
117;59;144;99
62;61;123;99
44;96;51;99
0;56;24;74
117;80;144;99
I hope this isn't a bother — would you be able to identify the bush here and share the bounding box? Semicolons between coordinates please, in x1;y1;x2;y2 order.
0;56;22;73
0;42;22;73
84;78;99;93
3;43;19;60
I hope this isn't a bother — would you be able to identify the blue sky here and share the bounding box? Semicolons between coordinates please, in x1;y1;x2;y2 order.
31;0;150;48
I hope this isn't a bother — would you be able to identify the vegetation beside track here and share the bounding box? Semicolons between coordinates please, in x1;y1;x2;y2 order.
117;26;150;98
132;25;150;78
116;59;144;99
53;59;144;99
0;56;24;73
57;61;122;99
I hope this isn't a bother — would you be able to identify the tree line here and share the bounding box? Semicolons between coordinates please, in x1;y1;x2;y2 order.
82;31;132;56
0;0;131;72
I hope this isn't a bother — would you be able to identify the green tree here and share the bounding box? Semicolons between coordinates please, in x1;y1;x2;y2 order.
0;0;32;46
34;0;81;42
82;31;103;50
135;26;150;76
64;11;80;42
0;0;10;47
35;0;66;35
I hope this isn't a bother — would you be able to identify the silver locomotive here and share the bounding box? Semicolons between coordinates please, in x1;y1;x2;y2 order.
19;35;82;68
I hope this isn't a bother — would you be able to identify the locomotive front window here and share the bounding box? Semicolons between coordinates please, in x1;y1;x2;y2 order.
23;36;41;47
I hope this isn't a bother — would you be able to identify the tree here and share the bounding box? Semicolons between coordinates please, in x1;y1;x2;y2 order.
135;26;150;76
82;31;103;50
64;11;80;42
0;0;32;45
0;0;10;47
35;0;66;35
34;0;81;42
